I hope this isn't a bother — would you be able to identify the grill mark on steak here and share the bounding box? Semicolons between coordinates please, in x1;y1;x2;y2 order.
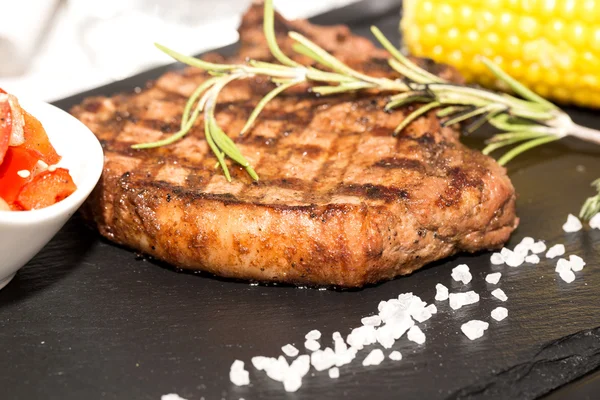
72;5;518;287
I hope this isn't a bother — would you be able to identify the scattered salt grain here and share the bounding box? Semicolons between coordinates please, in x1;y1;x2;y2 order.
230;360;250;386
562;214;583;233
491;288;508;302
435;283;449;301
491;307;508;321
305;330;321;340
569;255;586;272
362;349;385;366
328;367;340;379
304;339;320;352
389;351;402;361
590;213;600;229
461;320;489;340
546;244;565;259
530;241;547;254
451;264;472;284
525;254;540;264
162;394;188;400
448;291;480;310
407;326;426;344
361;315;382;327
555;258;572;274
17;169;30;178
426;304;437;314
485;272;502;285
559;270;576;283
490;252;505;265
282;344;299;358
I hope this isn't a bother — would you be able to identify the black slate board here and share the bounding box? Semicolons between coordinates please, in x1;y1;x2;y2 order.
2;2;600;399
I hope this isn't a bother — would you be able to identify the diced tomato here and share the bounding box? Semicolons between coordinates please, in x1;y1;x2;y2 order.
0;147;40;204
15;168;76;210
0;95;11;165
21;109;61;165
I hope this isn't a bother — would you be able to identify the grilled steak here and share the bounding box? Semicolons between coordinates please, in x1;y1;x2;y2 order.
72;5;518;287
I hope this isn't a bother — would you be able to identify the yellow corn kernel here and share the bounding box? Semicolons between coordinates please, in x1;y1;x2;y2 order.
401;0;600;108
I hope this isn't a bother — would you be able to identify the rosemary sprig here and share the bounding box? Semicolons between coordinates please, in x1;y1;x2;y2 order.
133;0;600;220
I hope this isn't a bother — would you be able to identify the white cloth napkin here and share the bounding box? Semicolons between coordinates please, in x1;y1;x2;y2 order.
0;0;60;76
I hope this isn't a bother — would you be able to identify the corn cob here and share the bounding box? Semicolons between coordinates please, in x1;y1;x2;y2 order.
401;0;600;108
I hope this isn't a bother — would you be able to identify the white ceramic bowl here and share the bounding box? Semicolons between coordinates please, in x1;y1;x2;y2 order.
0;98;104;289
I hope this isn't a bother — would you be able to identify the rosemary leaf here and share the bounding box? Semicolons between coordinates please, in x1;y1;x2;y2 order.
312;81;375;95
205;115;231;182
497;135;560;165
580;178;600;220
388;59;431;84
371;26;445;84
480;57;556;111
241;79;303;135
155;43;235;72
263;0;299;67
482;132;550;155
394;101;440;135
385;93;432;111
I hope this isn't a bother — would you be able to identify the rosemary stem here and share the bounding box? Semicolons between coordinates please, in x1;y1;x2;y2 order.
568;122;600;146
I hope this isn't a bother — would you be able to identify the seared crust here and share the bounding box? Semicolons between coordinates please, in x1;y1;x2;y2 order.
73;6;518;287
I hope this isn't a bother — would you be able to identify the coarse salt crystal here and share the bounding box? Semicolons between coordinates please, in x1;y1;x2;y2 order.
389;316;414;340
530;241;547;254
311;348;336;371
525;254;540;264
562;214;583;233
555;258;572;274
412;307;433;323
282;344;299;357
17;169;30;178
461;320;489;340
520;237;535;247
389;351;402;361
513;243;530;257
162;395;187;400
290;355;310;378
305;329;321;340
491;307;508;321
264;356;289;382
569;255;586;272
451;264;472;284
334;346;357;367
491;288;508;302
407;326;426;344
361;315;382;327
375;324;396;349
283;373;302;392
448;291;480;310
230;360;250;386
490;252;505;265
251;356;271;371
485;272;502;285
346;325;377;350
490;253;504;265
546;244;565;259
304;339;320;352
435;283;449;301
505;251;525;267
590;213;600;229
425;304;437;314
559;270;576;283
328;367;340;379
362;349;385;366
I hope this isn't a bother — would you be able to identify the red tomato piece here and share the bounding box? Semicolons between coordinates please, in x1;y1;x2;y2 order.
0;147;40;204
0;96;11;165
21;109;61;165
15;168;77;210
